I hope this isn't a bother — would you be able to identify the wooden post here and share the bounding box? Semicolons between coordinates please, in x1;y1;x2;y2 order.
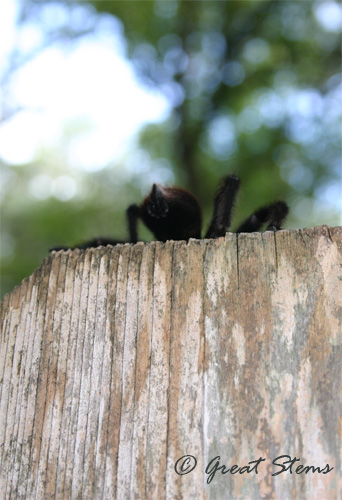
1;226;341;499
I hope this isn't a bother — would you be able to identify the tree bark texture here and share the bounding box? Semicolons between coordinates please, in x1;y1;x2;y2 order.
0;226;341;500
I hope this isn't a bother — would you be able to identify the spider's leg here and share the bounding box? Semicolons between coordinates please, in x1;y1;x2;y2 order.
236;206;270;233
205;175;240;238
126;204;140;243
236;201;289;233
146;184;169;218
49;237;124;251
78;237;124;248
50;245;70;251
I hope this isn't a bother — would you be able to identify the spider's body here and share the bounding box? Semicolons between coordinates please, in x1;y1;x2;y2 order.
51;175;289;251
131;184;202;243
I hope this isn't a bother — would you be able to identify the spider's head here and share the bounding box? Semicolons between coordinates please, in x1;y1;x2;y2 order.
141;184;202;242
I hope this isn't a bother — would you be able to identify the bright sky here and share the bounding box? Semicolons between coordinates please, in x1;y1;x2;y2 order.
0;0;341;220
0;0;171;169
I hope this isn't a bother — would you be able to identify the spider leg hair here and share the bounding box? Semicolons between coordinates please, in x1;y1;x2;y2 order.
126;204;140;243
236;201;289;233
205;175;240;238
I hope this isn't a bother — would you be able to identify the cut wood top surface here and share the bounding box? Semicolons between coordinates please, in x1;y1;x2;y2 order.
1;225;341;500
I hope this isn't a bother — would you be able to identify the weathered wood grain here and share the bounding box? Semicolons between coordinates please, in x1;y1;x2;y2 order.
0;226;341;500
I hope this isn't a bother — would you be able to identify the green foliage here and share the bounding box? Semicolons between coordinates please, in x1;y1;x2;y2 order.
1;0;341;297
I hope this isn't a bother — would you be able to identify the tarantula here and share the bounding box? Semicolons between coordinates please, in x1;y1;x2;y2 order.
51;175;288;250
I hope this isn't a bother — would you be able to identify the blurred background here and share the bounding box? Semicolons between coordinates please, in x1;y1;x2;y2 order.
1;0;341;297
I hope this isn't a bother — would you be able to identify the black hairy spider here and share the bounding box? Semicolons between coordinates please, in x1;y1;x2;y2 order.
51;175;288;250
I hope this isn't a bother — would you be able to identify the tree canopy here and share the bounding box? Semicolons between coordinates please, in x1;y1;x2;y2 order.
1;0;341;296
